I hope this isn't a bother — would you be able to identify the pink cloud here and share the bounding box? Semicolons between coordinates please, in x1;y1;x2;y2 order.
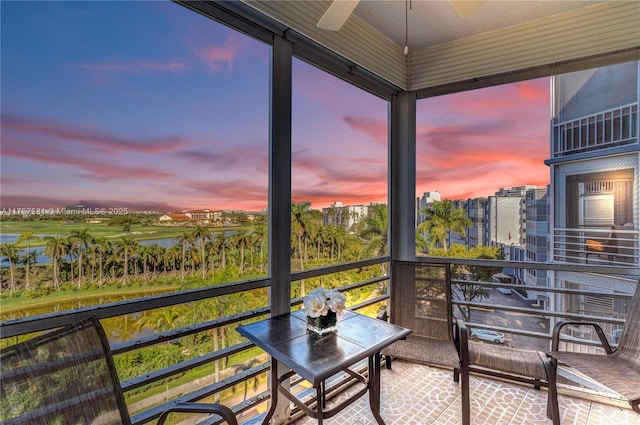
412;78;551;201
195;34;247;74
342;116;387;144
3;135;174;180
2;115;189;154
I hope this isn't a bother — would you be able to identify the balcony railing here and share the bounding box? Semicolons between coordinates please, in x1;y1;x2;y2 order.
552;103;638;157
1;256;638;424
0;257;390;424
553;226;639;267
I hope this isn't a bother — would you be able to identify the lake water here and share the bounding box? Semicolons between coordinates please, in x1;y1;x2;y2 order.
0;234;179;266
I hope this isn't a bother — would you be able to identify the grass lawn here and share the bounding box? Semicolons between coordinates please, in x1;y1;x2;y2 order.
1;221;244;246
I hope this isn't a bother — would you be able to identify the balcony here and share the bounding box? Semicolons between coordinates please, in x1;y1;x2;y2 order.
289;360;639;425
2;258;638;425
1;4;639;424
554;226;639;267
552;103;638;158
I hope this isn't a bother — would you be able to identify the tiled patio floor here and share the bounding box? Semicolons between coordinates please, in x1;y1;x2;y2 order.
288;360;640;425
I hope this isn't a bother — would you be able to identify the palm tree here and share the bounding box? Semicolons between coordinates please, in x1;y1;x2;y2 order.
165;246;180;275
177;231;194;279
44;235;66;290
333;226;348;260
1;243;20;294
418;199;472;251
291;201;312;270
360;204;388;257
360;204;389;274
116;237;138;284
16;232;41;291
69;228;92;288
93;237;111;286
63;238;75;283
192;226;211;278
314;226;326;260
186;246;200;274
252;224;267;271
212;231;229;269
248;231;262;270
138;244;153;280
231;230;252;273
149;244;164;276
106;245;121;280
87;235;98;281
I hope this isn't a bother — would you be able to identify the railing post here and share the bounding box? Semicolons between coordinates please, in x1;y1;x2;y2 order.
389;90;416;262
268;34;293;424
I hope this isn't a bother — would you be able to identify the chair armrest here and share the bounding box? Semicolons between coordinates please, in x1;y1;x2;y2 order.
157;402;237;425
551;320;613;354
456;319;470;367
376;309;388;322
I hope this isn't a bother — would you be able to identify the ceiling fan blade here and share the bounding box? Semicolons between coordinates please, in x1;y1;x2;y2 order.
449;0;487;18
317;0;360;31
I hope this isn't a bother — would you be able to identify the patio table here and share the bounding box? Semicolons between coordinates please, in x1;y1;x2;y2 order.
237;309;411;425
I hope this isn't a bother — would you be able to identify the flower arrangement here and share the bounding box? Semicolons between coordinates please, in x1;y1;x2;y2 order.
302;288;346;334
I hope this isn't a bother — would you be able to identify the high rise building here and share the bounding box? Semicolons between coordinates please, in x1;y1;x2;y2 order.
485;186;534;247
547;61;639;324
322;201;369;231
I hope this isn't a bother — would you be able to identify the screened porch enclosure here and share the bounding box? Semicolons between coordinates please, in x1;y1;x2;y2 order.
2;1;640;425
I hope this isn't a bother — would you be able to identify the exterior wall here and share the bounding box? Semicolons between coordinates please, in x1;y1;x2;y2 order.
322;202;369;231
553;62;638;122
417;192;441;225
549;61;640;328
484;186;536;247
448;197;486;248
524;187;550;302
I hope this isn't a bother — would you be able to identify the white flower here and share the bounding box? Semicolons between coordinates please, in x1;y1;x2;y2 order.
302;288;347;318
302;288;330;318
326;290;346;316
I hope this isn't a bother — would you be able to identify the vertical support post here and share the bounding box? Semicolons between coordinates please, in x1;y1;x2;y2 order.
389;90;417;262
268;35;293;424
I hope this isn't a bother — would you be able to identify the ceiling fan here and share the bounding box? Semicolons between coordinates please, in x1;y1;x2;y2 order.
317;0;487;31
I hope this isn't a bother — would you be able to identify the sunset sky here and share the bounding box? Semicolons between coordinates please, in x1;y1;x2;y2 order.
1;1;550;213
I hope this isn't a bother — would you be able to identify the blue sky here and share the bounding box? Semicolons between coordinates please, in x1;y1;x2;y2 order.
1;1;550;212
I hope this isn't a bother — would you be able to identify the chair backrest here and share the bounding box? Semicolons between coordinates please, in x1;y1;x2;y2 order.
390;261;453;340
617;279;640;364
0;316;131;425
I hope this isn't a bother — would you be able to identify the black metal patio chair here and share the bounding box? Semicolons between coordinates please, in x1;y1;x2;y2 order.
0;316;237;425
380;261;461;377
547;279;640;417
457;320;559;425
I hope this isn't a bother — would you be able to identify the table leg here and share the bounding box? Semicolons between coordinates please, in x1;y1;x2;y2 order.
261;357;279;425
368;352;386;425
316;385;324;425
320;380;327;409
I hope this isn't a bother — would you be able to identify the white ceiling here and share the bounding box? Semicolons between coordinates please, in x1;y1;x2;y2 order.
351;0;608;51
240;0;638;95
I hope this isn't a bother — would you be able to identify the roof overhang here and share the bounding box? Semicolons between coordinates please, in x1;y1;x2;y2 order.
180;1;640;99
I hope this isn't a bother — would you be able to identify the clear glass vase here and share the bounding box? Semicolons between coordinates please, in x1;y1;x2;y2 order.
306;310;338;335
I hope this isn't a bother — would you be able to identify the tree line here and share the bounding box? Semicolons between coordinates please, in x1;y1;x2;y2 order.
0;203;391;296
1;200;501;299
